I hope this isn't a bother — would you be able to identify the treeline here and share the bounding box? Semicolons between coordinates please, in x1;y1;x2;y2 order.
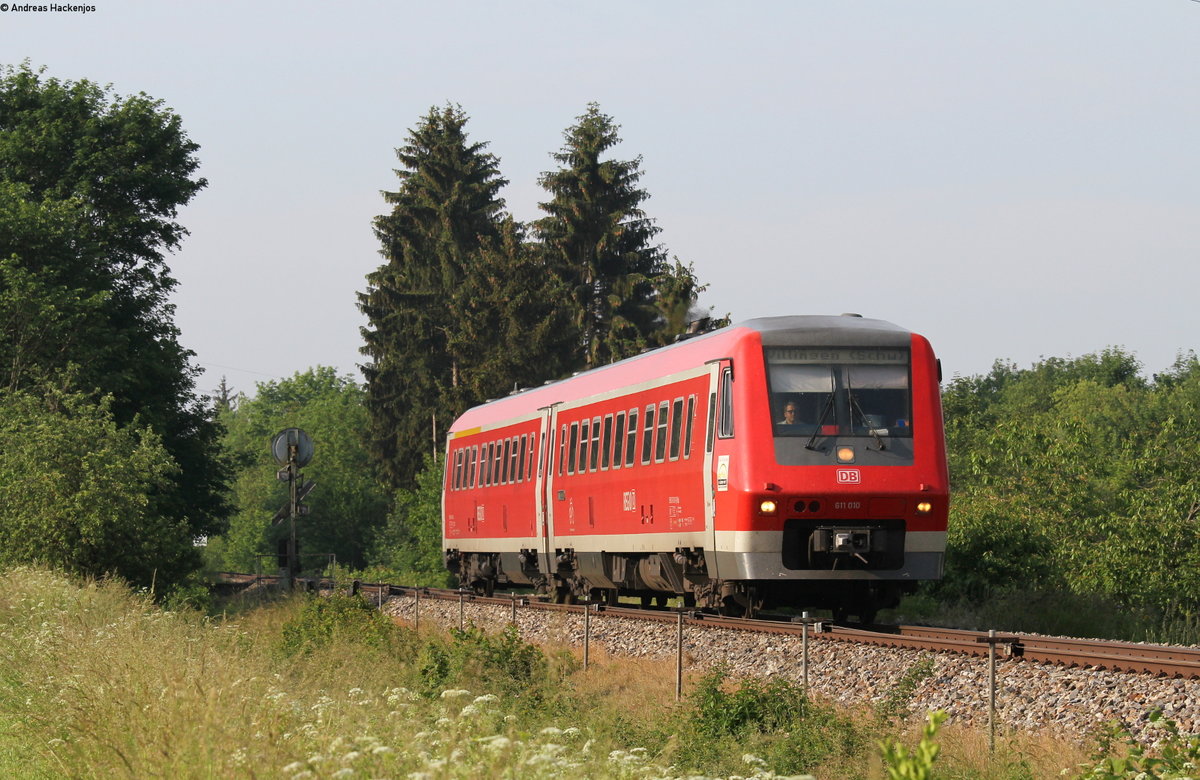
938;349;1200;638
359;103;713;488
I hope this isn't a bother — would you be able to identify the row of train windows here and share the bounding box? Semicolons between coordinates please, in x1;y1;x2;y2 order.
450;433;536;491
557;395;698;476
448;393;704;492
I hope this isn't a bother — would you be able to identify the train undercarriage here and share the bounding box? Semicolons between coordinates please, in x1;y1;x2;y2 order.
444;547;912;622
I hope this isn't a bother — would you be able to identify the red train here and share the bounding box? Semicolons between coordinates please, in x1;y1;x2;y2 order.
441;315;948;620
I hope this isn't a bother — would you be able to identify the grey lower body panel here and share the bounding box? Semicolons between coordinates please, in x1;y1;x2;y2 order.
711;550;944;581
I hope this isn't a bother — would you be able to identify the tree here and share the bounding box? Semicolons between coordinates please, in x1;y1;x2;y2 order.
940;350;1200;620
0;63;230;560
367;453;454;587
206;367;389;573
359;105;513;487
535;103;702;368
0;385;187;587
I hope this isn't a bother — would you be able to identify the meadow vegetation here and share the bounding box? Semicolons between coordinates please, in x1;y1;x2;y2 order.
14;565;1197;779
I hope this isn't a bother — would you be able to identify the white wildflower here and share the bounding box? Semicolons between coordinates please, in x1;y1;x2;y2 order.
439;688;472;699
341;750;361;763
282;761;306;774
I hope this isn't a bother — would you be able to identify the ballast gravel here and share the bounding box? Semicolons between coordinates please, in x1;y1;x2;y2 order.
383;596;1199;745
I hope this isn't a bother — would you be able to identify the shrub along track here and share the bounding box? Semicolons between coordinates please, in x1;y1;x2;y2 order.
219;574;1200;742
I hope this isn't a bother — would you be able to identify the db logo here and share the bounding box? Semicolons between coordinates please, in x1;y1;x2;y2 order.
836;469;861;484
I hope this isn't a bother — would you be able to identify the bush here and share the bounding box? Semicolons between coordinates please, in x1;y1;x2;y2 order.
416;623;550;702
278;592;397;657
1069;711;1200;779
674;666;864;776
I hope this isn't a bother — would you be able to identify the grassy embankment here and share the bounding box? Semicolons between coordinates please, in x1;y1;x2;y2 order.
0;566;1135;779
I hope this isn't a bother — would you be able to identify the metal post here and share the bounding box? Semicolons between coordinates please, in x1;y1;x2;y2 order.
988;628;997;755
583;603;591;670
511;593;518;623
414;588;420;632
458;590;466;631
802;610;810;692
675;610;685;701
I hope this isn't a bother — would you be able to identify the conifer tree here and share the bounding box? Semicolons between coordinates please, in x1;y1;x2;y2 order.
359;105;509;487
536;103;698;368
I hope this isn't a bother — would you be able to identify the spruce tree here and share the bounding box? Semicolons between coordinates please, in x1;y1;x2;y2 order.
536;103;687;369
359;105;509;487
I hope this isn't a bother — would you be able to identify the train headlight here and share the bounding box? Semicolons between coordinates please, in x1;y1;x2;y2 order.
836;446;855;463
916;501;933;515
759;500;778;515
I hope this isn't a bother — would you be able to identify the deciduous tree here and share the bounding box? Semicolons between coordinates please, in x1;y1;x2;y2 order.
0;63;229;581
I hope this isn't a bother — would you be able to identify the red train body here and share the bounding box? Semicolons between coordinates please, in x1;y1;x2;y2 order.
441;315;948;619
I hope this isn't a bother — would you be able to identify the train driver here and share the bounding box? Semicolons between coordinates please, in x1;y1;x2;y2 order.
778;401;798;425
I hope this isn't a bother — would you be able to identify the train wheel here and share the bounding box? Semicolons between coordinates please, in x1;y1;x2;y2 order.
473;579;495;597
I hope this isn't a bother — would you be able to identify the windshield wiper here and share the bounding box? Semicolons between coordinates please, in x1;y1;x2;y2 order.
847;378;886;451
805;372;837;451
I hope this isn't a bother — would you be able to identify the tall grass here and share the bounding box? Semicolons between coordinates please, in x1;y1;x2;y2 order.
0;565;1098;779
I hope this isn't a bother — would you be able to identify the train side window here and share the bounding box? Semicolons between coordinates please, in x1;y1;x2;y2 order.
669;397;685;460
601;415;613;470
655;400;669;462
625;409;638;467
568;422;579;474
613;412;626;469
719;367;735;438
558;425;567;476
706;392;716;453
684;395;697;459
451;450;459;490
513;436;522;482
589;416;601;471
470;446;478;488
457;449;465;488
529;434;537;480
500;439;510;484
518;435;527;483
641;404;655;465
494;440;503;482
482;442;491;486
579;419;590;473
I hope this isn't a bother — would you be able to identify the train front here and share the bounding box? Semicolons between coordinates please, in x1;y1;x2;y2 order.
714;316;949;621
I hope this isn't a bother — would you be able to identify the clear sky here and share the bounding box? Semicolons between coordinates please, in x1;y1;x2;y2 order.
6;0;1198;397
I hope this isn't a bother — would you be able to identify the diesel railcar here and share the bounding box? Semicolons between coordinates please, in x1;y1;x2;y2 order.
441;314;948;620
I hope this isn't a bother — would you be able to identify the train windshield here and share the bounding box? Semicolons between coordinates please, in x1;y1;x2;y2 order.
766;347;912;439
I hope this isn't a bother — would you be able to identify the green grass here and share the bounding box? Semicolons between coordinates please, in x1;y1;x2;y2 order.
0;565;1122;779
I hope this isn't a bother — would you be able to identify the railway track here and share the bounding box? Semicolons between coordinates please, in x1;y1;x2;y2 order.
217;573;1200;680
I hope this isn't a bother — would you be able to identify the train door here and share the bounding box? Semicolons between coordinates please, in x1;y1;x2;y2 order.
534;404;559;578
703;359;735;579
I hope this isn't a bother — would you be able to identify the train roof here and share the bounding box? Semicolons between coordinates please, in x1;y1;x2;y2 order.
449;314;916;432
